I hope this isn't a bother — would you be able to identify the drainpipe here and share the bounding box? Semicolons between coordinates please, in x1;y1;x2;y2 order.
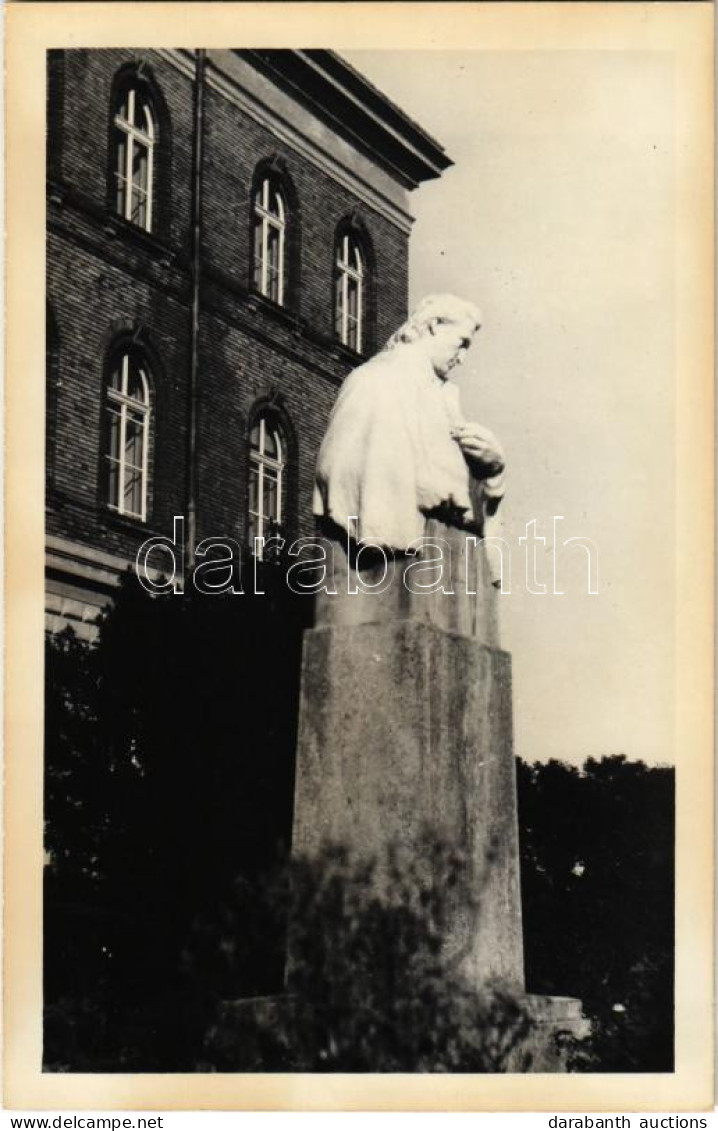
186;48;206;575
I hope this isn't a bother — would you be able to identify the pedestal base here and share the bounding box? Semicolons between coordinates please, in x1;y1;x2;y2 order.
206;992;589;1073
292;618;525;988
516;995;590;1071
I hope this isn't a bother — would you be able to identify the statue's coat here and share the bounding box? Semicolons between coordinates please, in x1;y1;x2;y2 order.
313;345;503;549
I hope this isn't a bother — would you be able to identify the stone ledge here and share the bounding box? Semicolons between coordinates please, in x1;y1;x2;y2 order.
205;991;588;1073
516;993;590;1072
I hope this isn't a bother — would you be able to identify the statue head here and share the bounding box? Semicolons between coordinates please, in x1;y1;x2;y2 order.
383;294;482;378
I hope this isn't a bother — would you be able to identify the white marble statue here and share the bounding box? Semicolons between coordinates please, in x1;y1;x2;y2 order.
313;294;506;549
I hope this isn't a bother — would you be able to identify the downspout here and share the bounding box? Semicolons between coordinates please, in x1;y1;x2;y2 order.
186;48;206;576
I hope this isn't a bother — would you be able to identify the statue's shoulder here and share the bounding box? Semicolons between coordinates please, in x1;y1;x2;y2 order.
342;350;410;396
347;350;392;378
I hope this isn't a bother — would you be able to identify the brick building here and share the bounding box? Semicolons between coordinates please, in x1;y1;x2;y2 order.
46;49;451;638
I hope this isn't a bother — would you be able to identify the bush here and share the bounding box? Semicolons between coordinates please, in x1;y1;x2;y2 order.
201;839;534;1073
517;756;674;1072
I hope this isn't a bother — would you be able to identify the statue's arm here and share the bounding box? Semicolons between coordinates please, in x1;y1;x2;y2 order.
481;470;506;516
451;421;506;518
451;422;505;476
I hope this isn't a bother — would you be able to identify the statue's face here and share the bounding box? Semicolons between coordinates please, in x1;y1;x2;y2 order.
424;316;478;378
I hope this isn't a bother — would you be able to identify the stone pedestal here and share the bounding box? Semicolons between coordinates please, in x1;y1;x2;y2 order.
286;518;588;1070
292;518;522;986
520;996;591;1071
292;616;524;989
206;991;589;1071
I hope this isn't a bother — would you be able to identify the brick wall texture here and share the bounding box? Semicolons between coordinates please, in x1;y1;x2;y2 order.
47;49;411;568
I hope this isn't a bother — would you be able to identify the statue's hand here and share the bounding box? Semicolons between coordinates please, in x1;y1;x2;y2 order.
451;423;505;476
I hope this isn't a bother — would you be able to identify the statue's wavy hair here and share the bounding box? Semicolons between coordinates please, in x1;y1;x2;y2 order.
383;294;482;352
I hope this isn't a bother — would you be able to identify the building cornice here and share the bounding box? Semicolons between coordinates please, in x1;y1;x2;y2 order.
46;534;138;590
157;48;418;236
242;50;453;189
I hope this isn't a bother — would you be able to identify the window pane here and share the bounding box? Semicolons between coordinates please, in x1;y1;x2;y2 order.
124;469;143;516
263;428;278;460
107;407;122;460
348;279;358;322
117;91;131;123
124;415;144;470
109;361;124;393
130;156;148;227
267;270;279;304
270;187;283;221
107;458;119;509
131;195;145;228
115;175;127;217
138;99;153;138
132;143;148;193
252;219;263;291
249;464;259;513
335;274;344;337
125;358;145;402
267;225;279;268
267;226;280;302
264;474;278;522
114;130;127;213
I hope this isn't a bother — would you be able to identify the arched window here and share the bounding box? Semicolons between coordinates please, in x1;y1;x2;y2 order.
104;349;151;521
248;413;285;552
335;230;365;353
113;84;156;231
252;176;286;305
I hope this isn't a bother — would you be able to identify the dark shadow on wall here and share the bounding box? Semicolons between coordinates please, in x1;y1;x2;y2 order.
44;563;310;1071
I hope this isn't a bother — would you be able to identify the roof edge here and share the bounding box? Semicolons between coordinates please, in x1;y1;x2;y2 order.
237;49;453;190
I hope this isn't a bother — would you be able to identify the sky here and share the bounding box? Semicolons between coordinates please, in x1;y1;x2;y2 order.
342;50;676;767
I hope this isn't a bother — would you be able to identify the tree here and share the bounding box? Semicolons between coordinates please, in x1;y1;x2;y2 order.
517;755;674;1071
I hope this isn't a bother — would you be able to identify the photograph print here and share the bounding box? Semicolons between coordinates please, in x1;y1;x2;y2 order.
5;3;709;1106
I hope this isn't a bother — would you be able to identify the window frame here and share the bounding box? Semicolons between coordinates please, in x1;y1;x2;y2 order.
113;84;156;232
248;413;286;555
335;230;365;354
252;176;287;306
104;349;151;523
